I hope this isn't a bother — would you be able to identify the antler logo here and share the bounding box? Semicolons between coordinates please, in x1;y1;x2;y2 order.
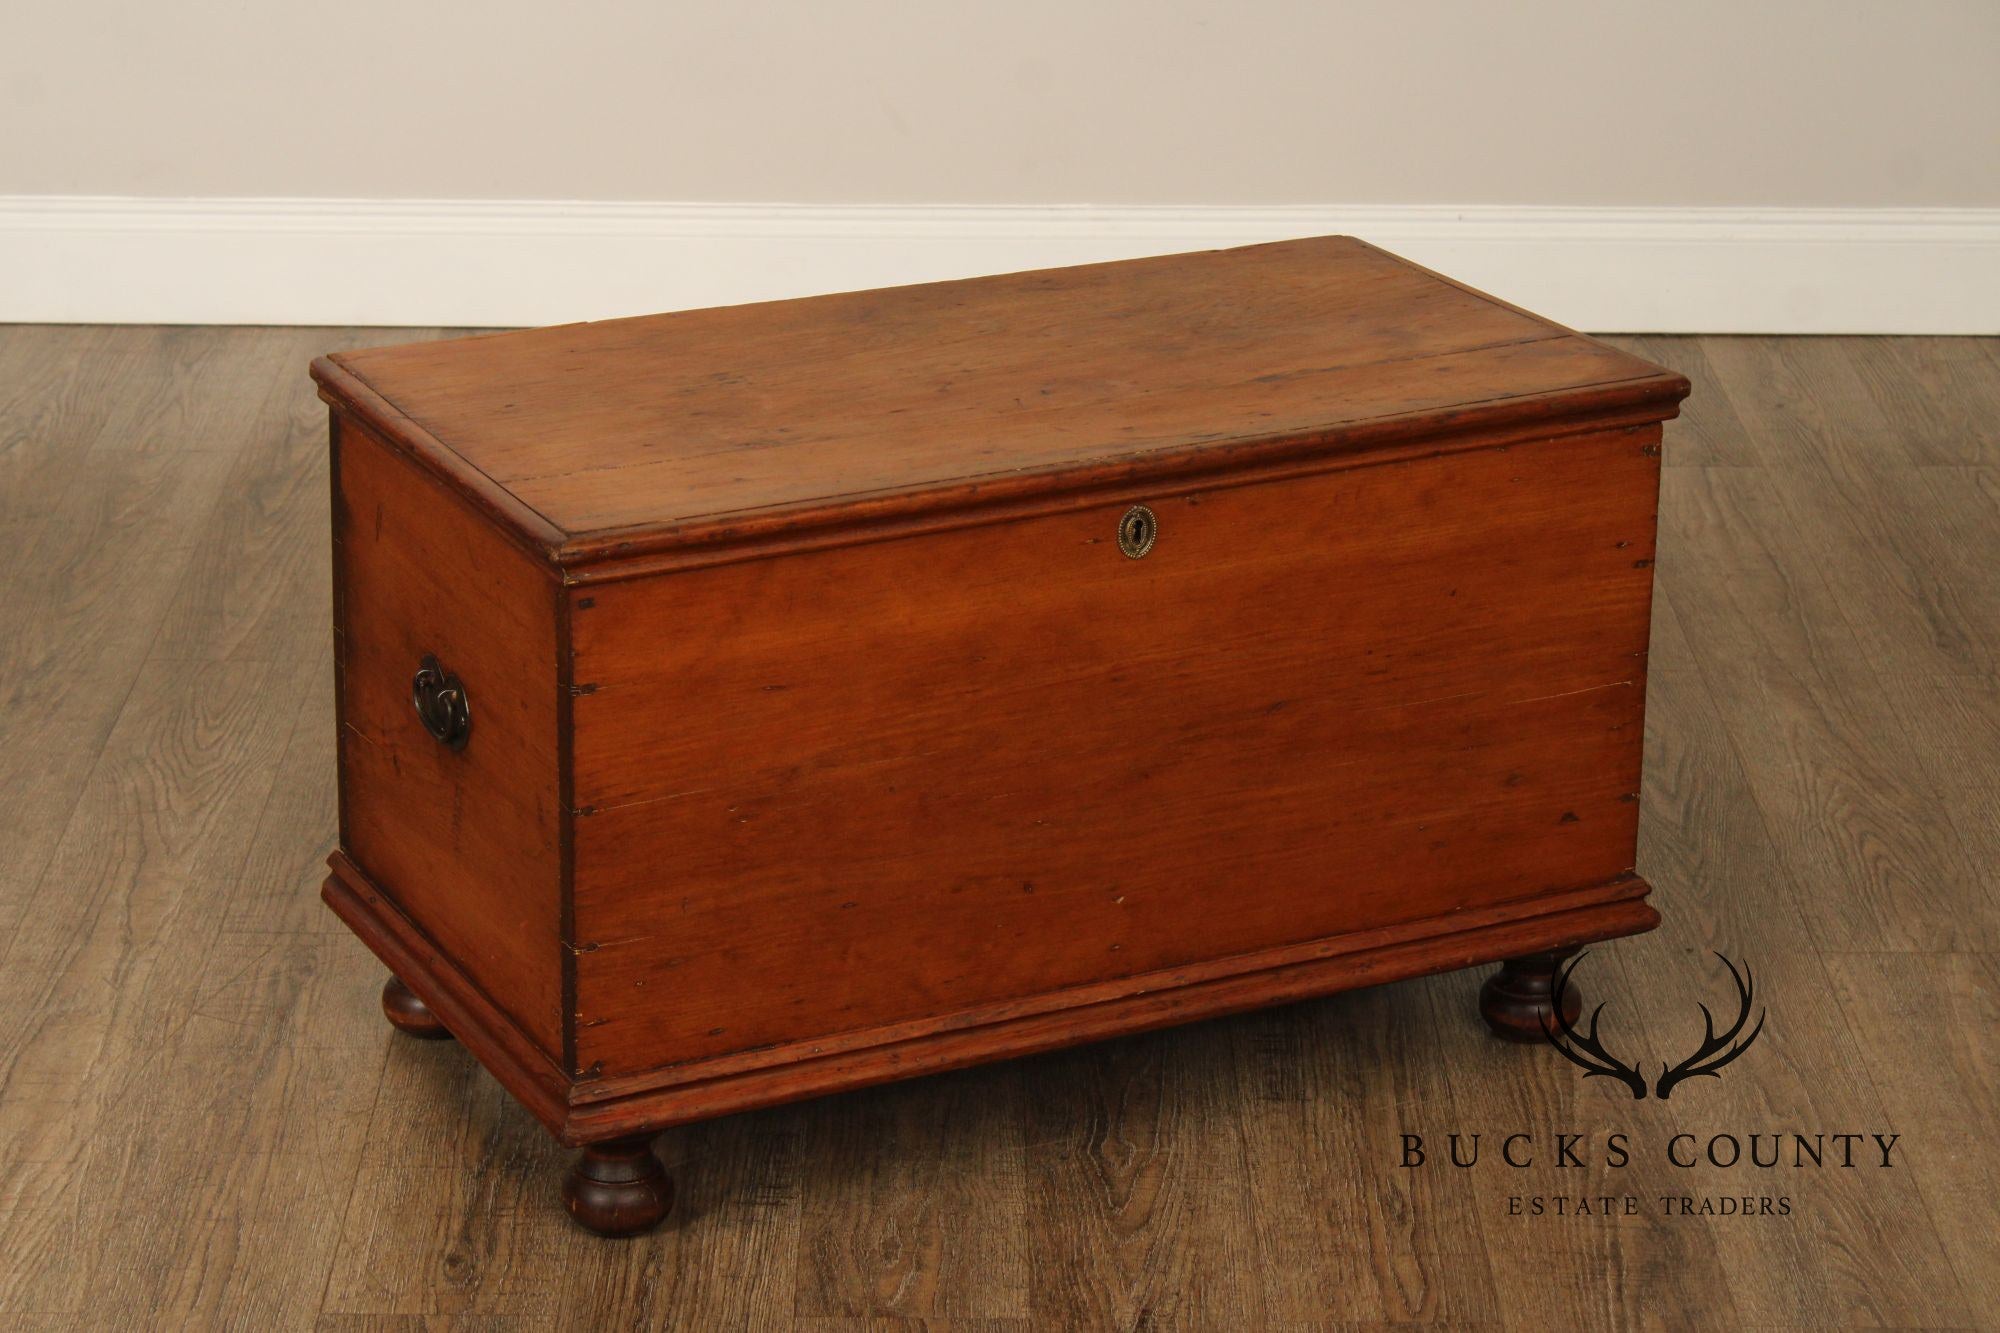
1541;951;1766;1100
1542;953;1650;1099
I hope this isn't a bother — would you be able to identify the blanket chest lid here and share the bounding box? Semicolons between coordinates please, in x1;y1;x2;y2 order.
310;235;1688;571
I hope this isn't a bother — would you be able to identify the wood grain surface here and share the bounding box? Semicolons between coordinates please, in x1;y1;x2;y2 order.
568;426;1662;1082
312;238;1685;564
332;415;567;1060
322;243;1682;1147
1;327;1994;1327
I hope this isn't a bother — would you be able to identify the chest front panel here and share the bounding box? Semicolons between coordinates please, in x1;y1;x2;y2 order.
564;424;1661;1079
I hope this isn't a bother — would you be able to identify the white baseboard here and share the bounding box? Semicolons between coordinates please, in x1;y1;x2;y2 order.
1;198;1994;333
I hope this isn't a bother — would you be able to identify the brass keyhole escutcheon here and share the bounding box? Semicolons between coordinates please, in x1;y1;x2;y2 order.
1118;504;1157;559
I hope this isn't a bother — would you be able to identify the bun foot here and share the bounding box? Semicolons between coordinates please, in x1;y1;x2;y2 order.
381;975;452;1040
562;1136;673;1237
1479;952;1581;1043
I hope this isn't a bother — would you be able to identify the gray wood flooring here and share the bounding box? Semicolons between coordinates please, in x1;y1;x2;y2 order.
0;328;1994;1328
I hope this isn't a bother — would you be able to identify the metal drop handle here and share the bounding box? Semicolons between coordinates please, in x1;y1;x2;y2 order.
411;654;470;750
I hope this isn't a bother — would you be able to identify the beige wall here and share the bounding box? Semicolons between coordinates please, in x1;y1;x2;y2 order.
5;1;1996;206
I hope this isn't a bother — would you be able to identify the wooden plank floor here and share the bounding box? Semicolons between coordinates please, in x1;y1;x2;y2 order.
0;328;1995;1329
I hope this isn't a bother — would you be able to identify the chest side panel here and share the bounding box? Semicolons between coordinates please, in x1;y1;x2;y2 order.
332;417;565;1060
568;425;1661;1079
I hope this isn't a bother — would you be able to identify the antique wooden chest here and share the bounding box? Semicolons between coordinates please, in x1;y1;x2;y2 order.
311;237;1688;1234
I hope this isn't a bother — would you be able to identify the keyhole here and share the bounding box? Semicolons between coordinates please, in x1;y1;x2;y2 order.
1118;504;1157;559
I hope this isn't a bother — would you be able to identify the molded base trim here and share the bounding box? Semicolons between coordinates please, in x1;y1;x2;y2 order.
324;852;1657;1146
323;854;572;1131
